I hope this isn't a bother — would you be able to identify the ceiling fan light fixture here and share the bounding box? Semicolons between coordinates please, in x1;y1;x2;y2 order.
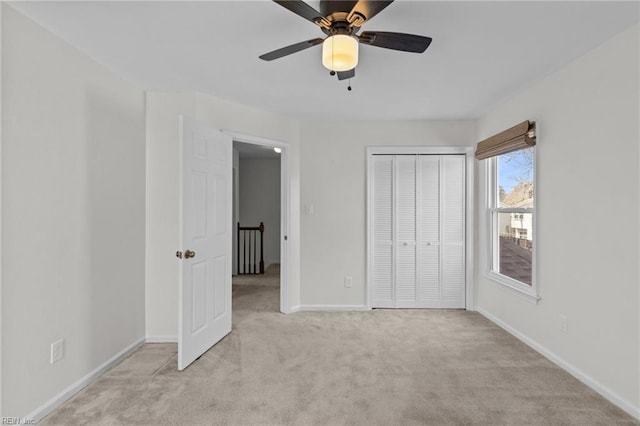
322;35;358;72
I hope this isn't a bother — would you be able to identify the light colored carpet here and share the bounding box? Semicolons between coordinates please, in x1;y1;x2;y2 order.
232;263;280;287
41;266;636;425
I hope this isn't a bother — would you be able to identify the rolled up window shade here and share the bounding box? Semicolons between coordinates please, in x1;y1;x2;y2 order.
475;120;536;160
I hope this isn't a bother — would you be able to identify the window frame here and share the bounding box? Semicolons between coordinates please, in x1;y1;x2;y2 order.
485;151;539;302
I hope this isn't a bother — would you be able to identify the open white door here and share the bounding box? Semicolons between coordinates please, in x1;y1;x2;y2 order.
178;116;232;370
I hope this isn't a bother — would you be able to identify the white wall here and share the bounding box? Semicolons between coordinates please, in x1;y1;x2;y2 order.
145;92;300;338
299;120;477;307
145;92;195;340
476;24;640;416
2;5;146;417
238;157;281;269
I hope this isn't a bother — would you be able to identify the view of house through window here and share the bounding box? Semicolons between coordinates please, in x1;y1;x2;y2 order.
491;147;535;286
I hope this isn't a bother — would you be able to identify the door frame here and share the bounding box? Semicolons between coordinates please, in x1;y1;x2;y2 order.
365;146;475;310
223;130;292;314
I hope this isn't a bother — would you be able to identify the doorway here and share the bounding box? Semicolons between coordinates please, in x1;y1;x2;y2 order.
226;132;291;314
177;120;292;370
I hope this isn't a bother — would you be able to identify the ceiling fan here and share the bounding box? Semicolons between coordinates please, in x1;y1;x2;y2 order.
259;0;433;82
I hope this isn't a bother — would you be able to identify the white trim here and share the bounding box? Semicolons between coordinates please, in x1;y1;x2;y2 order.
222;130;292;314
464;148;475;310
366;146;472;156
292;304;370;312
177;115;186;368
27;337;145;422
366;146;475;310
0;2;4;416
365;154;373;309
476;307;640;421
288;305;300;313
146;335;178;343
484;271;540;303
225;130;288;150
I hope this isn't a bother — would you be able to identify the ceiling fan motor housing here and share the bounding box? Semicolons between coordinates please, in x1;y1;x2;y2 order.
321;11;360;36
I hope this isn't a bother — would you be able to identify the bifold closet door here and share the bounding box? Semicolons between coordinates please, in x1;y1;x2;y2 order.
370;154;466;309
417;155;440;307
395;156;417;308
371;155;394;308
440;155;465;308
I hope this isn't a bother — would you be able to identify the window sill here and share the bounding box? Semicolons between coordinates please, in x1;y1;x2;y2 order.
483;271;541;304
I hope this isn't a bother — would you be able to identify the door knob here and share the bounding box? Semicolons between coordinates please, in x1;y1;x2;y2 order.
184;250;196;259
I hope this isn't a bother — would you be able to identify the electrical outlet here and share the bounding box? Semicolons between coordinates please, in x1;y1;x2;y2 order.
559;315;568;334
344;276;353;288
51;339;64;364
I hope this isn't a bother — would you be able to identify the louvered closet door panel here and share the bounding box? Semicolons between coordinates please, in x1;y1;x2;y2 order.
395;244;417;307
395;156;417;307
417;245;439;307
441;155;465;308
372;156;394;307
417;156;440;307
442;246;465;307
419;156;439;242
442;156;465;244
396;156;417;242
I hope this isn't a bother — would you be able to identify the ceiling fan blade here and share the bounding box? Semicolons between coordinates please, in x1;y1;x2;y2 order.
359;31;432;53
273;0;330;28
347;0;394;26
259;38;324;61
337;68;355;80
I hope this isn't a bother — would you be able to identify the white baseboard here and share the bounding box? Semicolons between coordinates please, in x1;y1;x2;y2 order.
146;335;178;343
291;304;369;312
476;306;640;421
27;336;145;422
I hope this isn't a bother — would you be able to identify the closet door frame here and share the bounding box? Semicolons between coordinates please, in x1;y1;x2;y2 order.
366;146;475;310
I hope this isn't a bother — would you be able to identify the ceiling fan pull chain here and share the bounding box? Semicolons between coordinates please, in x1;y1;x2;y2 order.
348;78;352;92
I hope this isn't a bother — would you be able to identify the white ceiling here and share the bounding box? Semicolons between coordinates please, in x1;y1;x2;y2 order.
10;1;639;121
234;141;281;159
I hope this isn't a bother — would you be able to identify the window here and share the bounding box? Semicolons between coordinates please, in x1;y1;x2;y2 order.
488;147;535;290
